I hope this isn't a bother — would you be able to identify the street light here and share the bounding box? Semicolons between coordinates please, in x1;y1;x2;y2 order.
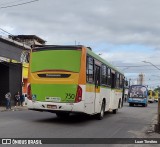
142;61;160;70
142;60;160;133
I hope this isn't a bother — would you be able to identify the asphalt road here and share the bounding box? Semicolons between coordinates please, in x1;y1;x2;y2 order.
0;102;158;138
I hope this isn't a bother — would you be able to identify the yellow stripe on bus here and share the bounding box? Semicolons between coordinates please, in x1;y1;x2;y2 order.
115;89;123;92
86;84;100;93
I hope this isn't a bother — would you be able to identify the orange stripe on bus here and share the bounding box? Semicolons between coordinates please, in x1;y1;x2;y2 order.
78;47;86;85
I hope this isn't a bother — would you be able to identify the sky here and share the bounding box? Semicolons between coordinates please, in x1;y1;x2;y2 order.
0;0;160;89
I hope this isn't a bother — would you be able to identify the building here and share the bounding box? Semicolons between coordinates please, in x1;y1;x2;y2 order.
9;35;46;46
137;73;145;85
0;35;46;106
0;36;30;106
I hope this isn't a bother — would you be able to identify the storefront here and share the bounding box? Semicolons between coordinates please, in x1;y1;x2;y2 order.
0;37;30;106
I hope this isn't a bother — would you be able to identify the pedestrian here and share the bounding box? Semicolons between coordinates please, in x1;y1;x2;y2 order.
20;94;25;106
124;95;127;102
5;92;11;110
15;92;20;107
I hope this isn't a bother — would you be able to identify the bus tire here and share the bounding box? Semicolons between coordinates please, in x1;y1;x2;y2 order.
129;103;134;107
96;100;105;120
118;99;121;108
142;103;147;107
113;109;118;114
56;112;70;118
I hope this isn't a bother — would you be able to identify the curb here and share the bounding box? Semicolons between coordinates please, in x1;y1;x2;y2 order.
0;106;28;112
145;115;160;138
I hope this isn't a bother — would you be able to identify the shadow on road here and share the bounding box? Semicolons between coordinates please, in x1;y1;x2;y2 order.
33;112;114;125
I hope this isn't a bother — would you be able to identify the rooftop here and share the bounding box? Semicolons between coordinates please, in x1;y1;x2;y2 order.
9;35;46;45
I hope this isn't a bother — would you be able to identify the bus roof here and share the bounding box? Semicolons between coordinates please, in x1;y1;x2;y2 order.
32;45;82;51
32;45;124;75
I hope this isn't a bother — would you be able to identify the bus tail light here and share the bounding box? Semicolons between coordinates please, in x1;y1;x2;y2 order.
27;84;32;100
75;85;82;103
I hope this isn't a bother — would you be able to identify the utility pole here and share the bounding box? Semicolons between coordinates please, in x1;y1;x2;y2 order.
129;78;131;88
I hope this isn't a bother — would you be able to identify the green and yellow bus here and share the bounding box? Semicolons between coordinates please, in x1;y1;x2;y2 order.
154;91;159;102
27;45;125;119
148;90;154;103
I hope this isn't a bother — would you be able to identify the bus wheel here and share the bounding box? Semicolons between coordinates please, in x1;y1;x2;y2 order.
96;101;105;120
118;99;121;108
142;103;147;107
56;112;70;118
113;109;118;114
129;103;134;107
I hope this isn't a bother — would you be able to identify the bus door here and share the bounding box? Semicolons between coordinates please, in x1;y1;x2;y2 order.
110;70;116;109
94;65;101;112
111;72;115;89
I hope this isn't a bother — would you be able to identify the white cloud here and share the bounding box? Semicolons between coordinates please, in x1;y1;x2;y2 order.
1;0;160;87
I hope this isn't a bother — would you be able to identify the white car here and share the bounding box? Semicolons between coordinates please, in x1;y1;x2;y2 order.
148;97;154;103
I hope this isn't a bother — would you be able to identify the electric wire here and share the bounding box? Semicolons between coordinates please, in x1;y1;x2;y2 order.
0;0;39;9
116;65;160;67
0;28;13;36
0;0;24;6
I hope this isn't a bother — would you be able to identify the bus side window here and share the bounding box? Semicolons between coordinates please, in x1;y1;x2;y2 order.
101;64;107;85
107;68;111;86
111;72;116;89
86;56;94;83
95;65;100;87
116;73;120;88
148;91;151;96
120;75;124;88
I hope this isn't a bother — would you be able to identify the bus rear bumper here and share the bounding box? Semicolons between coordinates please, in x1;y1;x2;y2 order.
128;102;146;104
27;100;85;113
127;98;147;104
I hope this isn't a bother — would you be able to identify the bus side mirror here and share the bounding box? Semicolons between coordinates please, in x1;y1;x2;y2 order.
125;81;128;86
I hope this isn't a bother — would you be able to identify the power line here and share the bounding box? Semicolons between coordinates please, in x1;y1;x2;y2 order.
0;27;13;36
116;65;160;67
0;0;24;6
0;0;39;9
0;30;7;36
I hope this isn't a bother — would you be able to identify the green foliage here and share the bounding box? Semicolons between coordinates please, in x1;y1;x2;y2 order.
154;86;160;92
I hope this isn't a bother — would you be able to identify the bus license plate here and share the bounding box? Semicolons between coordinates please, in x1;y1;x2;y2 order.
47;105;57;109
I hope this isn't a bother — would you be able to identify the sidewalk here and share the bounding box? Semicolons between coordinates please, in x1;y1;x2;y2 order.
141;114;160;138
0;105;28;112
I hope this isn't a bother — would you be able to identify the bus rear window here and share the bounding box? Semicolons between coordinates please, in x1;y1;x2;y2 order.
129;86;147;98
31;50;81;73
